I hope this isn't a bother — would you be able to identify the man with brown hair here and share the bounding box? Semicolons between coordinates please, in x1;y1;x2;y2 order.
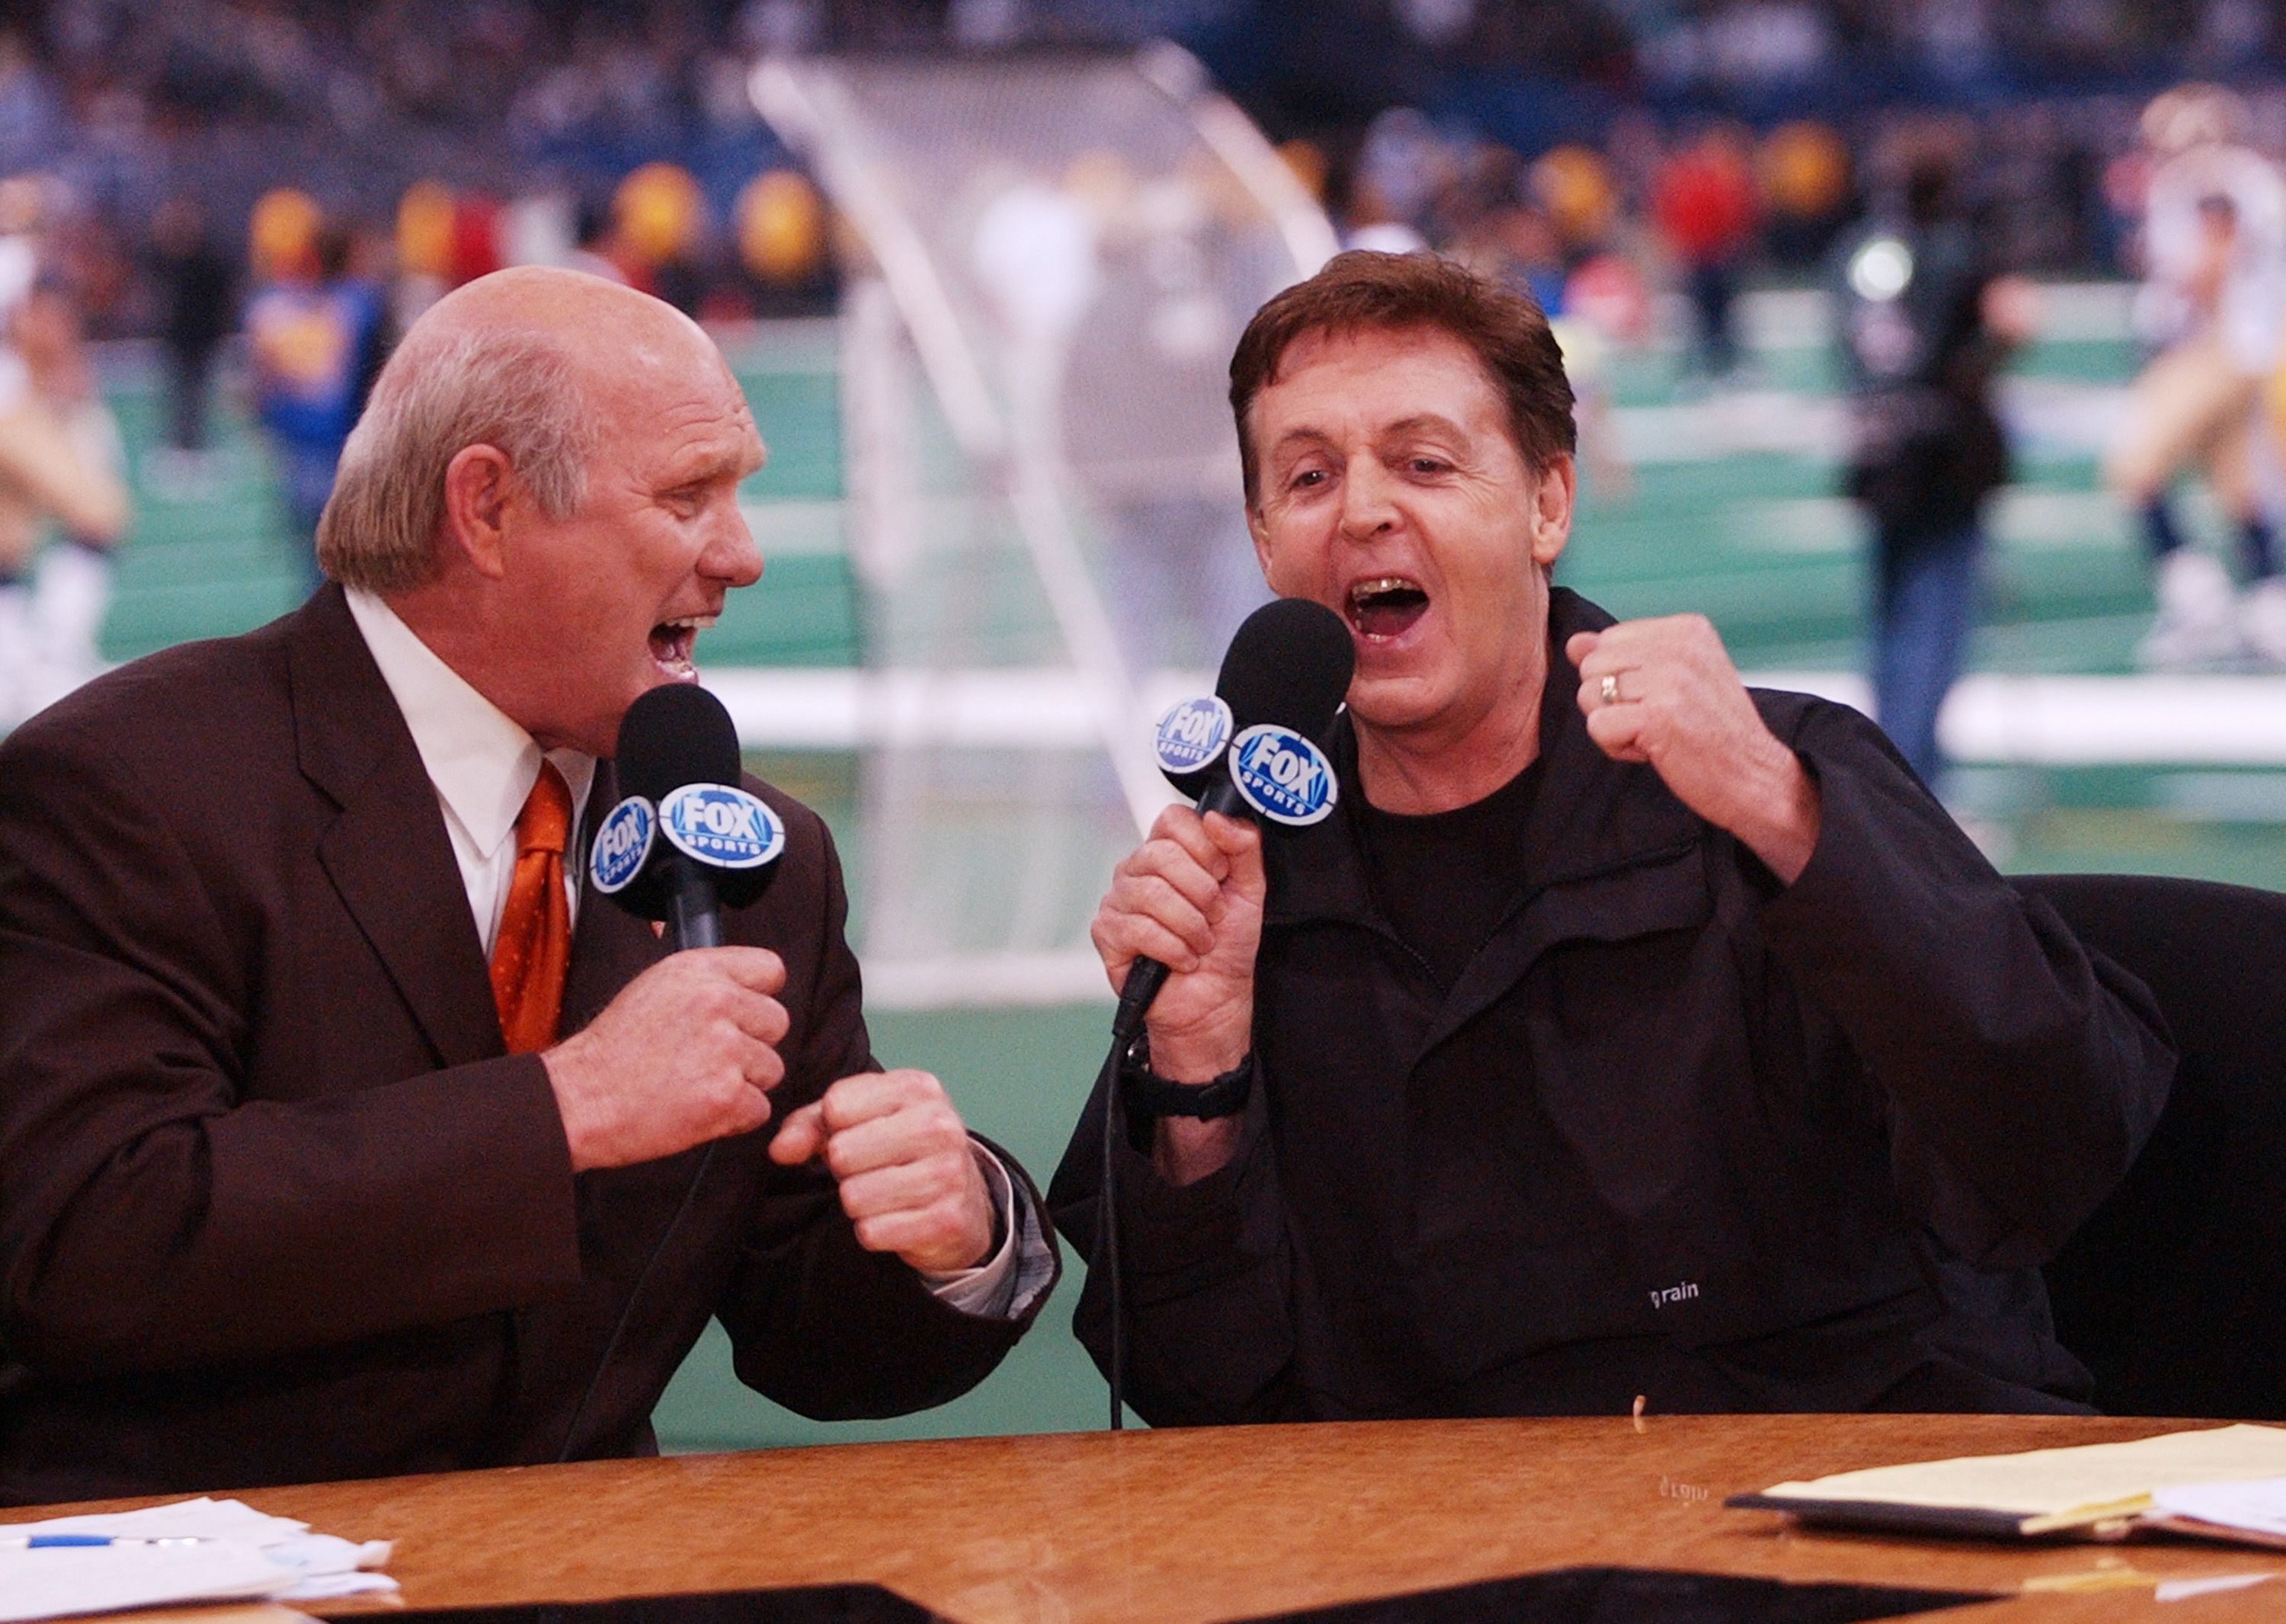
1051;250;2171;1423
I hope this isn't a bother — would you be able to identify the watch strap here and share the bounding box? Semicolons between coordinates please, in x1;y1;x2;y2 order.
1120;1033;1254;1120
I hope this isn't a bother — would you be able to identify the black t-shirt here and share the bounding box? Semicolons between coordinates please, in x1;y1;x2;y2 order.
1350;756;1547;990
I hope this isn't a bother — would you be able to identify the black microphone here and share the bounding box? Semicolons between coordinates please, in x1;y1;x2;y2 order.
1113;596;1354;1039
589;683;785;951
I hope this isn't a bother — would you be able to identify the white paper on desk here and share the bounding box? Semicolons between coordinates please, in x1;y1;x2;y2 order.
1756;1422;2286;1518
0;1497;397;1614
0;1539;297;1624
2153;1476;2286;1537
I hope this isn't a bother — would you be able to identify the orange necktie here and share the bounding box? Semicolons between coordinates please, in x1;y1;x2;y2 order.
490;761;573;1055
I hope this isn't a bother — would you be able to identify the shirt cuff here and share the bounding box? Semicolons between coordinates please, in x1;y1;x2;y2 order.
917;1142;1023;1316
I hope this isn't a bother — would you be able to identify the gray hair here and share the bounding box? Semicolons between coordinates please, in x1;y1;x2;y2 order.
316;325;596;592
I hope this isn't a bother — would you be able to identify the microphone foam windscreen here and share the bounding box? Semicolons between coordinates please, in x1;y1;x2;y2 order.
1215;597;1356;745
614;682;744;802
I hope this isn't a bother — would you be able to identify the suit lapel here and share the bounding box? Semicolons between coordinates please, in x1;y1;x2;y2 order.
290;585;506;1069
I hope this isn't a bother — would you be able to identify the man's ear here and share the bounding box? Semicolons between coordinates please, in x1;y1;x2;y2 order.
440;444;517;581
1529;453;1577;570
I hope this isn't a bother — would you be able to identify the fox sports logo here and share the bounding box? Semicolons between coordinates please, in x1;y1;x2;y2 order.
1228;724;1337;826
658;784;786;870
1153;695;1234;776
588;796;655;895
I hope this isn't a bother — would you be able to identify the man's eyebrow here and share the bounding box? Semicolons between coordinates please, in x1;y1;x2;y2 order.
661;442;766;485
1264;425;1337;459
1266;413;1472;458
1379;412;1470;440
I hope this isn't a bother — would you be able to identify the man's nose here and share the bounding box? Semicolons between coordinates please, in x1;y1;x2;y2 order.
705;491;765;587
1338;457;1399;540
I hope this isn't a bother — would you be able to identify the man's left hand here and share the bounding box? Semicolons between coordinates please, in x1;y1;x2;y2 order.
1567;616;1821;883
769;1069;997;1275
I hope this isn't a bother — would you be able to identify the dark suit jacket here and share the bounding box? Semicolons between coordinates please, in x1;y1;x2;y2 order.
0;586;1049;1504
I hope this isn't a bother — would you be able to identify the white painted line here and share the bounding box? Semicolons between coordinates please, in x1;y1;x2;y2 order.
1610;379;2130;466
737;499;847;556
863;950;1110;1009
708;665;2286;767
1750;669;2286;765
708;665;1211;754
1711;281;2134;352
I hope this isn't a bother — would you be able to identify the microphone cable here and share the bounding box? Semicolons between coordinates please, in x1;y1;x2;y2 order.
1096;1026;1129;1430
1090;597;1353;1433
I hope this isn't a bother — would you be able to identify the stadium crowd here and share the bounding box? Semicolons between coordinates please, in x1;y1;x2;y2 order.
0;0;2282;722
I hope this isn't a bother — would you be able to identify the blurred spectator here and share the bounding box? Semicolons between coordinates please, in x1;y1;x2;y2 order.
1756;119;1854;265
2106;84;2286;668
613;162;708;310
1833;136;2027;792
393;179;456;325
245;214;389;588
1527;144;1618;258
0;204;130;724
143;195;236;493
1652;126;1759;381
565;192;632;283
728;168;837;316
0;0;2262;342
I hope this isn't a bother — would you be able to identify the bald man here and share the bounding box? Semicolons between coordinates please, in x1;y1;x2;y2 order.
0;269;1057;1504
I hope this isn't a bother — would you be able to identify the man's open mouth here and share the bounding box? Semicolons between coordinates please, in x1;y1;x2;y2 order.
648;614;716;679
1346;576;1430;641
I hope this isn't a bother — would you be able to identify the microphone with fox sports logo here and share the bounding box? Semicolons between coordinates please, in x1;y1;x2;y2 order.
588;683;786;951
1115;596;1354;1040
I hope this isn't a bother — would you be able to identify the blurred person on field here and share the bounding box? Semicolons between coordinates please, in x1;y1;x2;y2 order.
1652;126;1758;382
1832;139;2028;793
143;196;237;496
2108;84;2286;668
0;184;130;725
248;217;391;589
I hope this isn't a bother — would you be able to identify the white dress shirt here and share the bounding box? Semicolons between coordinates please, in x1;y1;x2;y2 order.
344;590;1029;1315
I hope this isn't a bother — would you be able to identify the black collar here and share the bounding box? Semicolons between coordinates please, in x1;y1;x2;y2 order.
1265;587;1705;933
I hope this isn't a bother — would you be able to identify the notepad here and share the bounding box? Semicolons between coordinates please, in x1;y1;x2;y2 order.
1727;1422;2286;1542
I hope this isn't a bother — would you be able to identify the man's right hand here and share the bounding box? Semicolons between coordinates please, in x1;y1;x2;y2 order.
543;947;790;1171
1092;806;1263;1084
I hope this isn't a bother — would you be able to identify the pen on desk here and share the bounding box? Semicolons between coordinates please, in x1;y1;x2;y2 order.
0;1534;216;1549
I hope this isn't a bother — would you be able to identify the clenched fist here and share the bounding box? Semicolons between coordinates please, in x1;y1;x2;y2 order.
770;1068;997;1275
1567;615;1821;882
544;947;789;1171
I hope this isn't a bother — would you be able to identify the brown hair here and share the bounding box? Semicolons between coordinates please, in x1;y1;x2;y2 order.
1228;249;1577;506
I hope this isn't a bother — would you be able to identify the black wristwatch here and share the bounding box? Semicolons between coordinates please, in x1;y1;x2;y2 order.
1119;1031;1255;1120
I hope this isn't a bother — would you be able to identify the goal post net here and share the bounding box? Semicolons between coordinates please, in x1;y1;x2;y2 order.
751;45;1335;1007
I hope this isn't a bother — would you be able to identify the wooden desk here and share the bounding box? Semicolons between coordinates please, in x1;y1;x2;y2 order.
37;1417;2286;1622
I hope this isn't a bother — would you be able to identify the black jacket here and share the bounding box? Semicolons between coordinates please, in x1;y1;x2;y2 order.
1052;589;2172;1424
